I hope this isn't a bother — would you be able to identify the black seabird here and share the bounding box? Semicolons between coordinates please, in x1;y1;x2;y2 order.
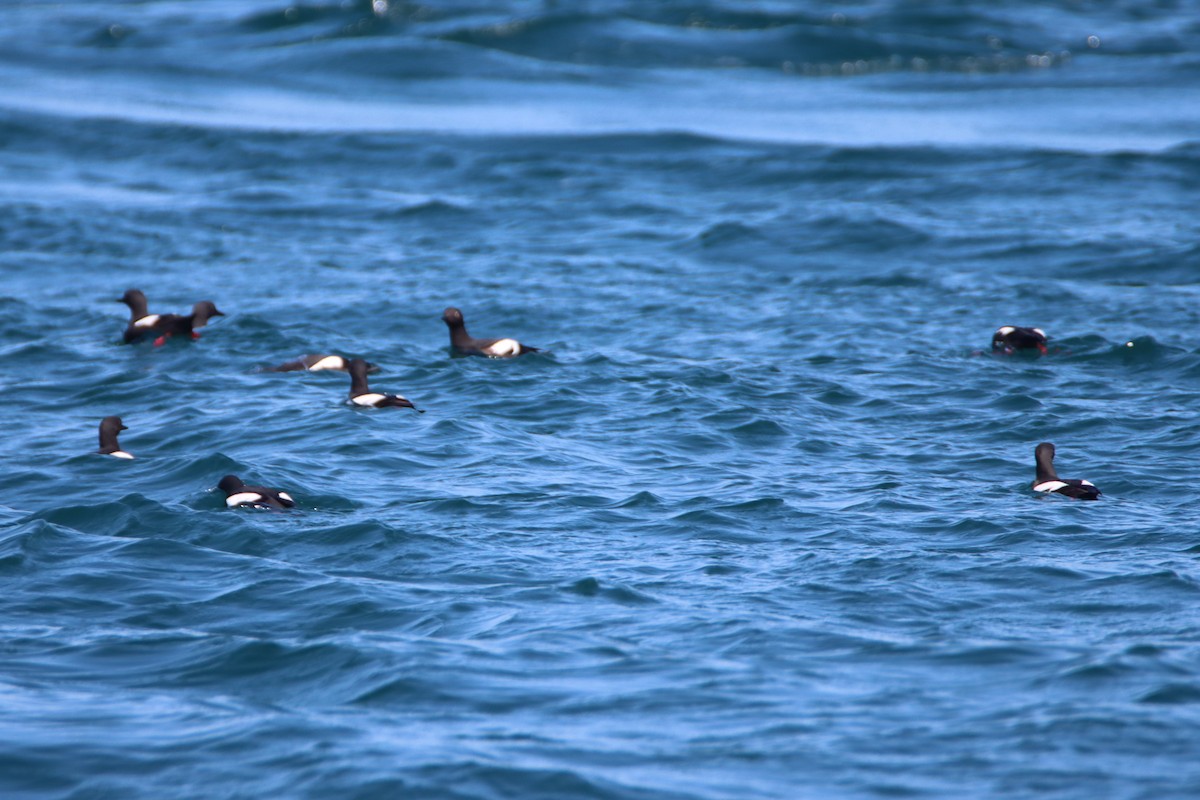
97;416;133;459
347;358;422;411
218;474;296;510
442;307;539;358
265;354;379;373
1032;442;1100;500
993;326;1048;355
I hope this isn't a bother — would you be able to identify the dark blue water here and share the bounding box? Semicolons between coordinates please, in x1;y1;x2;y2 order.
3;2;1200;797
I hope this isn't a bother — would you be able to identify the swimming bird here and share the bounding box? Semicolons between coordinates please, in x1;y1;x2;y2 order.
347;358;423;411
97;416;133;459
265;354;379;373
218;474;295;510
442;307;539;358
118;289;164;344
1031;442;1100;500
993;326;1048;355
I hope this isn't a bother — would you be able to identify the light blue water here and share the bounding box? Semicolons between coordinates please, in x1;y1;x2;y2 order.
2;2;1200;798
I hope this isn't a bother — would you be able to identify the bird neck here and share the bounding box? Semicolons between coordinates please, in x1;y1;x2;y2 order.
1035;452;1059;483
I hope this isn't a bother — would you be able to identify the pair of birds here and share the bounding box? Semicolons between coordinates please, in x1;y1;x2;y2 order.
991;327;1101;499
118;289;224;346
101;418;1100;507
267;307;539;374
266;355;419;408
97;417;292;508
219;445;1101;508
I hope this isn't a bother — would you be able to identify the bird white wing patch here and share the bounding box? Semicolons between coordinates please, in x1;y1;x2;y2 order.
108;450;134;460
1033;328;1046;337
1033;481;1069;493
996;326;1015;336
226;492;264;507
278;492;294;503
133;314;161;328
308;356;345;371
352;393;386;406
484;338;521;357
1080;480;1094;487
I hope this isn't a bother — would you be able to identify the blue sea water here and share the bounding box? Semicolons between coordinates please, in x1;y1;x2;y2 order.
2;1;1200;797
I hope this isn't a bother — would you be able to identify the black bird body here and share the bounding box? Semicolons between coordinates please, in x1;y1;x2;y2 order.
1032;442;1100;500
442;307;538;358
993;326;1048;355
218;474;295;510
266;354;378;373
97;415;133;459
347;358;422;411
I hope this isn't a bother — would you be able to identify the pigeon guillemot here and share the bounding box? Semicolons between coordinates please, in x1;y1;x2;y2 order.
442;307;539;358
347;358;422;411
218;474;295;509
97;416;133;459
118;289;164;344
266;354;379;373
1031;442;1100;500
993;326;1048;355
118;291;225;346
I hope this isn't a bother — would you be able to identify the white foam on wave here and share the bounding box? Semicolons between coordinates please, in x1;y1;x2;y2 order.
0;66;1194;154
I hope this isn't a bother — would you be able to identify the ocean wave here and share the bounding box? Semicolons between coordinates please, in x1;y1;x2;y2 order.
2;5;1200;796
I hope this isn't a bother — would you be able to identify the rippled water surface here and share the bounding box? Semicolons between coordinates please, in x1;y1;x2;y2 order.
3;2;1200;798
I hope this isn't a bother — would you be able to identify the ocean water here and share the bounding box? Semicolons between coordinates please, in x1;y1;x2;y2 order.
2;1;1200;798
